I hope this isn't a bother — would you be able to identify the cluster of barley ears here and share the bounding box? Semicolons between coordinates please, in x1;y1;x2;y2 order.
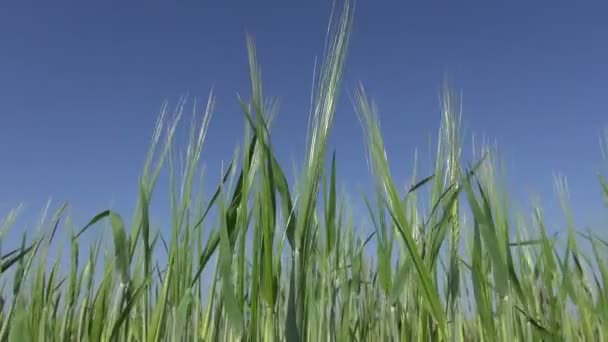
1;1;607;341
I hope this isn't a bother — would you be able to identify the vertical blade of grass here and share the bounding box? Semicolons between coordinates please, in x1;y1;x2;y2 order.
326;151;338;255
217;184;244;336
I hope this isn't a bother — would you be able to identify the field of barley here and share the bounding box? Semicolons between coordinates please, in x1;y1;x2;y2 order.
1;2;607;341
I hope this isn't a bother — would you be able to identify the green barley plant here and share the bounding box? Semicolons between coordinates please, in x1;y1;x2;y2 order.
1;1;607;340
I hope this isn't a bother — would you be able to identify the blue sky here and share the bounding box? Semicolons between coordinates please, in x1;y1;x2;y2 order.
1;1;607;244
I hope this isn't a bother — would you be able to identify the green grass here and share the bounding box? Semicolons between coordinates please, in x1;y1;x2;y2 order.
1;2;607;341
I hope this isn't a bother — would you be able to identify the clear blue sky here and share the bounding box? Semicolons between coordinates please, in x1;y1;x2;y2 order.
1;1;607;242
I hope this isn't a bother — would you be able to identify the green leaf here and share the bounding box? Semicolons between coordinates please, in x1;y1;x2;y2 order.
109;277;150;342
1;243;35;273
218;198;244;335
390;258;412;303
406;174;435;195
326;151;337;254
173;292;193;341
73;210;111;240
109;212;130;285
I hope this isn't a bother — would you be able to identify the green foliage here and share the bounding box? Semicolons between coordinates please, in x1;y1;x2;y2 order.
0;1;606;341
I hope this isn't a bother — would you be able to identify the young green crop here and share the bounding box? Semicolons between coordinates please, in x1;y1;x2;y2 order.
0;1;606;341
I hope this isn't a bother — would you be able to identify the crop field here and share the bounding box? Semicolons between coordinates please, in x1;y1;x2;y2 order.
1;2;607;341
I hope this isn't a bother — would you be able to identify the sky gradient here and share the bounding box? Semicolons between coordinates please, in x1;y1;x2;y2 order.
1;1;608;241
